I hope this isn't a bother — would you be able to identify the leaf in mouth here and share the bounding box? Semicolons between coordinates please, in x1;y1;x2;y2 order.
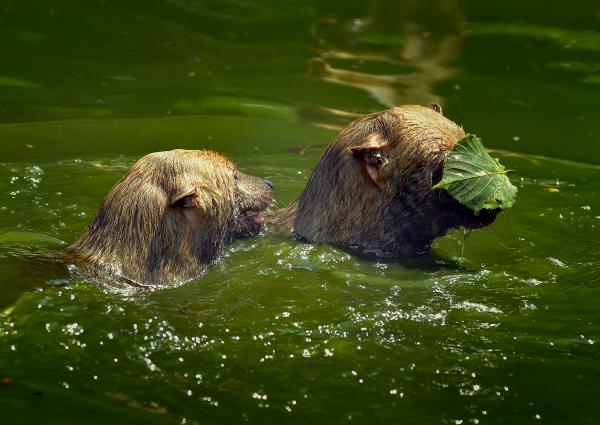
432;134;518;213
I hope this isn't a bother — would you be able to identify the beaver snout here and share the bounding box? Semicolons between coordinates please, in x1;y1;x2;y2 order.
234;175;273;238
462;207;500;230
447;199;500;232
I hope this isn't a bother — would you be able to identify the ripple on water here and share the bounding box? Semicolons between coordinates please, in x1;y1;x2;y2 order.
0;152;599;423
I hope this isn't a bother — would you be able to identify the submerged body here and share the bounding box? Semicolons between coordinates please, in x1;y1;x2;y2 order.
270;104;497;256
65;149;273;288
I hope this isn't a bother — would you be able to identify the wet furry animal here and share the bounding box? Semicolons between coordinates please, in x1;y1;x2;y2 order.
270;104;497;256
65;149;273;288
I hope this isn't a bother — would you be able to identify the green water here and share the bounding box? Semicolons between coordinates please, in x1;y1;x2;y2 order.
1;1;599;423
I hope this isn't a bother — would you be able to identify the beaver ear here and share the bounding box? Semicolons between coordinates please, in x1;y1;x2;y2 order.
171;188;198;208
351;141;388;189
171;188;209;229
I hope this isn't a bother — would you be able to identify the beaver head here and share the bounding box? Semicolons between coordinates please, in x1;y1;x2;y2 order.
65;149;273;287
276;104;498;256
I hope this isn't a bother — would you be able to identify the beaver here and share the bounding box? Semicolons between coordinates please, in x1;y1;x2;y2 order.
65;149;273;288
270;104;497;257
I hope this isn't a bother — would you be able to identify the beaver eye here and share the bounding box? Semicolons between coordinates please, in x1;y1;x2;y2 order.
428;103;443;114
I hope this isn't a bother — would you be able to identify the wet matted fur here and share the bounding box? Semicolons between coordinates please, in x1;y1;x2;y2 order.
65;149;273;288
270;104;497;256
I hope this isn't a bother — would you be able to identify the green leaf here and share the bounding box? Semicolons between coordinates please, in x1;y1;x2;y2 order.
432;134;517;213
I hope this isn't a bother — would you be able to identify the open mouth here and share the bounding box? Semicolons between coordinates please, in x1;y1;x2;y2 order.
239;208;266;225
234;205;268;237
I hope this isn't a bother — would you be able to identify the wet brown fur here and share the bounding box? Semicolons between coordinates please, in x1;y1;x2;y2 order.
270;105;497;256
65;149;272;287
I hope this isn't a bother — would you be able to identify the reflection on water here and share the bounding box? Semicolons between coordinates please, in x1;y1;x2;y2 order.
309;0;463;109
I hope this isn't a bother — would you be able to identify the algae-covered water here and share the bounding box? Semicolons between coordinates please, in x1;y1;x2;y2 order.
1;1;599;424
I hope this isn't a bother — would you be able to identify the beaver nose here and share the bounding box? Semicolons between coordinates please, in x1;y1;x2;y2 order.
263;179;274;190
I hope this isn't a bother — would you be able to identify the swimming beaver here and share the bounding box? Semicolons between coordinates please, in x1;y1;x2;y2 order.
65;149;273;288
270;104;497;256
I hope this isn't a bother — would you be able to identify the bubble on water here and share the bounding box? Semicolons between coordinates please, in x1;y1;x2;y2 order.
547;257;567;268
201;396;219;407
25;165;44;185
63;323;84;336
275;311;291;320
142;357;159;372
454;301;503;315
252;392;268;400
